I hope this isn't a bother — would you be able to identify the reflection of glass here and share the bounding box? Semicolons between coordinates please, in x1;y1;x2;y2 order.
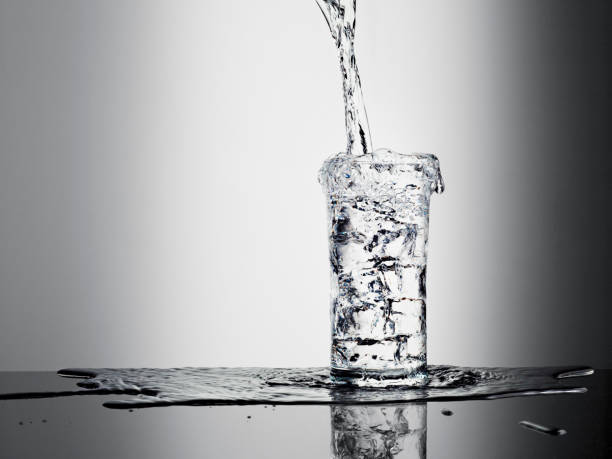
320;151;443;386
330;403;427;458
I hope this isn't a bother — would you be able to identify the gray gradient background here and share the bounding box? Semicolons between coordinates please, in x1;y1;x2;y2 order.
0;0;609;371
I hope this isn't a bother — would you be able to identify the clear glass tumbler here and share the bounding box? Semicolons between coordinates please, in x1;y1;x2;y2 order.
320;149;443;386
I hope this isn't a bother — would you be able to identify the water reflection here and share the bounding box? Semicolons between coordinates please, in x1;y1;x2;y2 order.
330;403;427;458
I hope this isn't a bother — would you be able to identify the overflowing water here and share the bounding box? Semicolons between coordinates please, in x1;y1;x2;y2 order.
320;151;443;384
316;0;445;385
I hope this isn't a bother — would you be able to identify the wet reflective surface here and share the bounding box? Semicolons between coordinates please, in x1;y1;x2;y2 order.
0;368;609;458
0;365;591;408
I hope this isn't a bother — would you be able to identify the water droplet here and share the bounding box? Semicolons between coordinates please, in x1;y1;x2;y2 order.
519;420;567;436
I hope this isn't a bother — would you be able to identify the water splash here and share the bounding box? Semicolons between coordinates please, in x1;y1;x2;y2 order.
316;0;372;155
0;365;591;409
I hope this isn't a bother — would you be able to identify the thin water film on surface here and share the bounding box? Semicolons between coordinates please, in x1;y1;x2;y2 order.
0;365;586;409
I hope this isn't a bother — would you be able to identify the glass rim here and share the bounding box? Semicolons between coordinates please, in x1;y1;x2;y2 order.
330;150;440;166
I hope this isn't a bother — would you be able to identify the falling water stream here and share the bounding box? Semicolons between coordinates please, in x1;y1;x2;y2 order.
316;0;372;155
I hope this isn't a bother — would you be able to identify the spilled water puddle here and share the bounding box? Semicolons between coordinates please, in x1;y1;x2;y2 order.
0;365;592;409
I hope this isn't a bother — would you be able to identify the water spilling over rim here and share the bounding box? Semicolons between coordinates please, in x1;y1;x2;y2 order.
319;149;444;196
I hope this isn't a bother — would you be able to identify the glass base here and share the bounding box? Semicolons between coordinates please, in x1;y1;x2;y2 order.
330;366;429;388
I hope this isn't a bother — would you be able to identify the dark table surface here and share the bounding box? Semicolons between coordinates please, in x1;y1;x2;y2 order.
0;370;610;458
